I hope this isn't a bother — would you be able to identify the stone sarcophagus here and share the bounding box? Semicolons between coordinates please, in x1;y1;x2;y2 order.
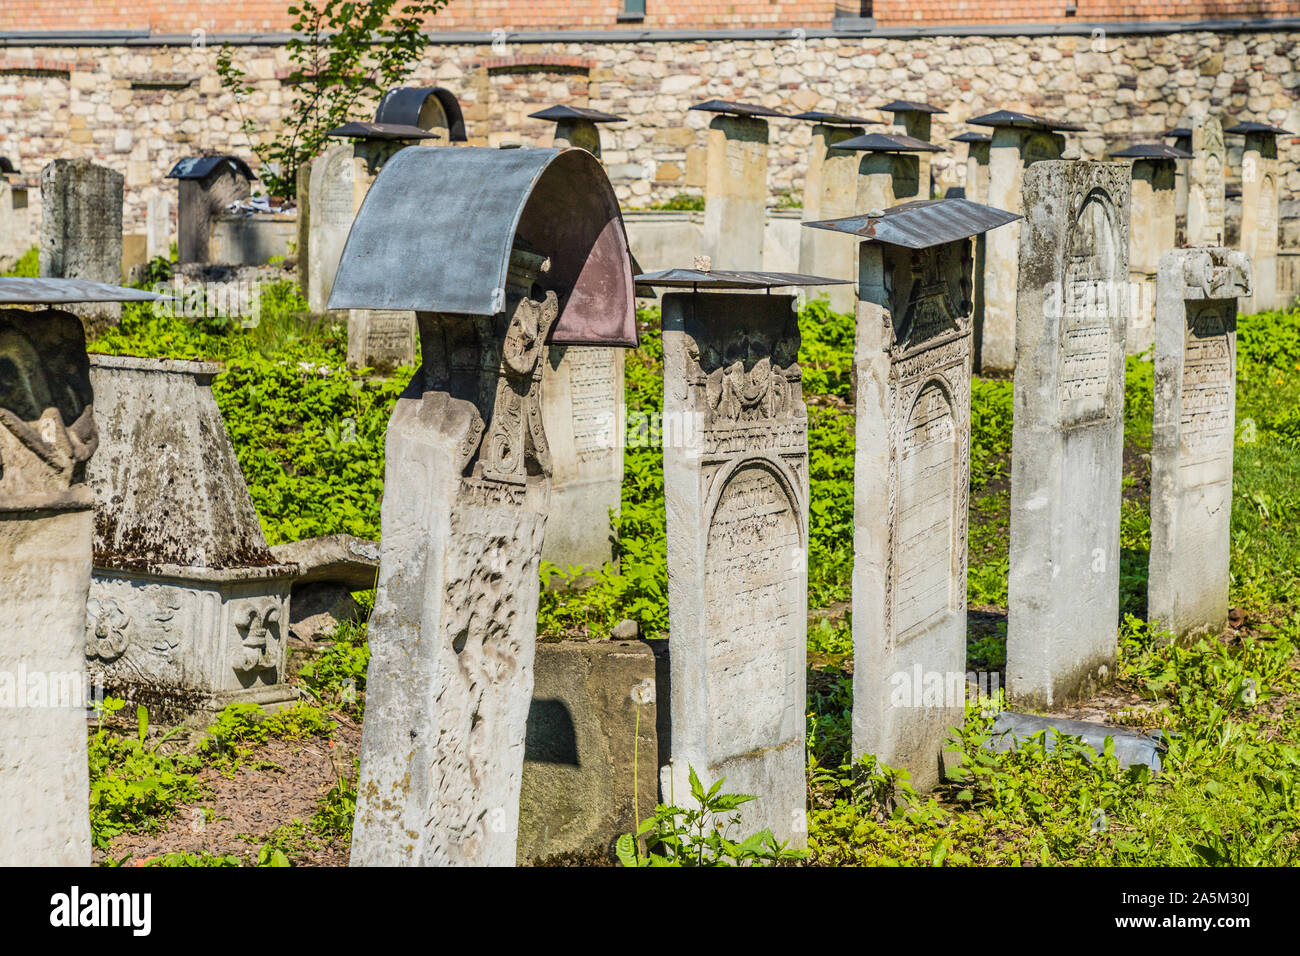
86;354;297;716
0;278;165;867
328;146;636;866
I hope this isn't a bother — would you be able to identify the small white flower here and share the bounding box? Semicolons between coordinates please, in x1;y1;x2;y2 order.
631;678;656;705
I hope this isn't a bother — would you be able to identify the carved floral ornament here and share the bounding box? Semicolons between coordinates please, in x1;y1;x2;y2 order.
883;242;973;354
233;601;282;675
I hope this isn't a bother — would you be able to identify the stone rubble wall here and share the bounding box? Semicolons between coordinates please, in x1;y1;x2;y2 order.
0;30;1297;246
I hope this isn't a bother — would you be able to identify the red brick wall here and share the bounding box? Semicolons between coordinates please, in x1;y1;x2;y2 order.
0;0;1290;34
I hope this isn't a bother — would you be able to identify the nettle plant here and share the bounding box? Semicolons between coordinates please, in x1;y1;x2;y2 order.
216;0;449;197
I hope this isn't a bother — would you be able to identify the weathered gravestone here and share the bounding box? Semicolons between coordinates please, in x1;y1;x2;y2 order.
1228;121;1290;314
880;100;946;199
1149;247;1251;642
793;112;873;313
691;100;786;272
640;265;845;847
1007;160;1131;710
1111;144;1188;355
0;277;165;867
1187;115;1226;247
146;193;171;261
165;155;254;265
838;131;941;216
307;122;439;373
40;159;124;332
954;132;993;337
0;161;35;268
804;199;1019;790
968;111;1083;375
374;85;469;146
1165;126;1193;245
528;104;623;157
86;354;299;717
327;146;636;866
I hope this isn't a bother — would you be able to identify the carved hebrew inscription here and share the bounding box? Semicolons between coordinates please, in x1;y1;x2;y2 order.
704;464;802;756
567;348;619;464
1058;190;1120;423
1180;299;1234;487
895;382;957;640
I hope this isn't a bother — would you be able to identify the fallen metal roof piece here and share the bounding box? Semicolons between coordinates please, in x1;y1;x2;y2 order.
789;110;878;125
968;109;1085;132
988;712;1165;771
528;104;625;123
802;198;1019;248
166;155;255;181
373;85;468;141
688;98;787;118
0;277;170;304
1224;120;1295;136
327;146;636;347
1110;143;1194;159
879;99;946;114
835;131;945;153
633;268;849;289
325;121;441;141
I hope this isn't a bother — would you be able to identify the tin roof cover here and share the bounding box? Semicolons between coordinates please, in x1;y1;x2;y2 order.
802;198;1020;248
0;278;171;304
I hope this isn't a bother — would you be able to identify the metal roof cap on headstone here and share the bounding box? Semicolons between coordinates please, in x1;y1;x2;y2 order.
327;146;637;347
165;155;255;181
879;99;946;115
1224;121;1295;136
0;157;17;175
835;131;945;153
688;99;787;118
528;104;625;124
633;268;850;290
951;131;991;144
0;277;170;304
325;121;441;141
968;110;1084;132
790;110;878;126
1164;126;1192;138
1110;143;1194;160
802;198;1020;248
374;85;468;141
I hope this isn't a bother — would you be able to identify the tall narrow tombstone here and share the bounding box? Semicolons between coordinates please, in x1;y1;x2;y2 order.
955;132;993;336
0;278;165;867
1111;144;1189;355
1165;126;1193;245
86;355;299;717
691;100;786;271
40;159;124;332
838;132;942;217
0;162;34;267
1149;248;1251;642
1007;161;1131;710
793;111;873;312
968;110;1083;374
374;85;469;147
1187;116;1226;247
1228;122;1291;313
146;193;172;261
880;100;946;199
307;122;438;372
804;199;1019;790
529;104;623;158
327;147;636;866
640;266;844;846
165;155;254;265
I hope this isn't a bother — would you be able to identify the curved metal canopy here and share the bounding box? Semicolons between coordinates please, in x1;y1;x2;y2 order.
374;86;468;142
327;146;637;347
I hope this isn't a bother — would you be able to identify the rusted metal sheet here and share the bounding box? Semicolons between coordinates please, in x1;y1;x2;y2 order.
325;121;441;141
528;105;624;123
374;86;468;141
802;198;1019;249
633;268;849;290
1110;144;1193;160
879;99;946;115
968;109;1084;132
688;99;786;118
0;278;169;304
166;155;254;181
327;146;637;348
835;131;945;153
789;111;877;126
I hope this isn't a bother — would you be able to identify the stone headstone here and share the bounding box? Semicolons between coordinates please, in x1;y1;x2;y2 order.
702;116;770;271
1120;150;1180;355
0;173;35;268
799;124;864;313
85;355;297;717
1168;126;1192;243
1187;116;1226;246
170;156;253;265
973;115;1070;374
146;193;171;261
0;307;97;866
1149;248;1250;642
540;345;624;579
351;247;560;866
40;159;124;331
851;235;978;791
882;101;944;198
1007;160;1131;710
660;290;808;846
1236;128;1283;313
